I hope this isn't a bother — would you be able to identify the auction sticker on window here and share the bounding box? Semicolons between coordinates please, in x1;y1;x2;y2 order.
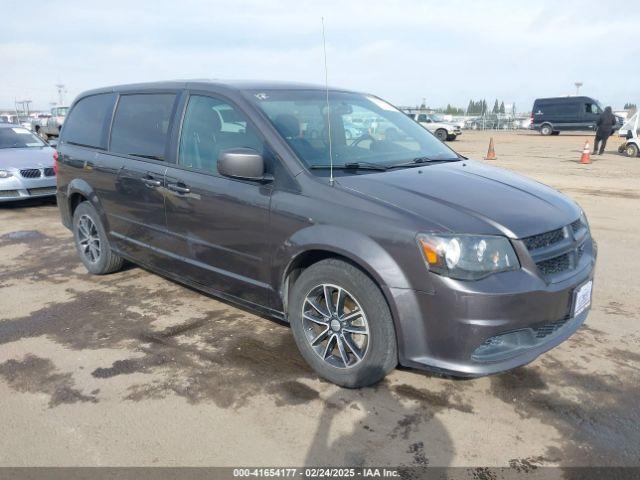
573;280;592;317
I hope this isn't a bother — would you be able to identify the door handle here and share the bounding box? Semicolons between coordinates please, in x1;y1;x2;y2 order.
167;183;191;194
142;177;162;187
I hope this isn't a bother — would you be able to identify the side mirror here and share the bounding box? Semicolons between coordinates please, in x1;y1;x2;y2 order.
218;147;268;181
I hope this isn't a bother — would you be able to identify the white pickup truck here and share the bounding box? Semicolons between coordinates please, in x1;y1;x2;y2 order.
406;112;462;141
35;106;69;140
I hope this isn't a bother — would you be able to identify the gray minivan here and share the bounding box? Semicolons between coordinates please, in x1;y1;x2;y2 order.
56;81;596;387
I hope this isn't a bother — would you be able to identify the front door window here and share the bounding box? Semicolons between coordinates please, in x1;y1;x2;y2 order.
178;95;263;175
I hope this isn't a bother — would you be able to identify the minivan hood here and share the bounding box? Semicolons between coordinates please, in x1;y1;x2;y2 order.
0;146;55;168
337;160;580;239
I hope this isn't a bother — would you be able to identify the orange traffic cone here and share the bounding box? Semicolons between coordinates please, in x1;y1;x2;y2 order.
580;141;591;164
485;137;497;160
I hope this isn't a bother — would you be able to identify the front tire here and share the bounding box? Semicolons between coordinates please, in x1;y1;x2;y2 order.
435;128;447;141
625;143;639;157
289;259;397;388
446;134;457;141
73;201;124;274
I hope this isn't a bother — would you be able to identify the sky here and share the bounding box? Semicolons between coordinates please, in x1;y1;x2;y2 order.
1;0;638;112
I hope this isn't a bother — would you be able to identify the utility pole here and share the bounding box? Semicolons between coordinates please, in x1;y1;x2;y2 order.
574;82;583;95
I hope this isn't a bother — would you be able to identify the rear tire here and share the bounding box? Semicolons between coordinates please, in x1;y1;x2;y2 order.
72;201;124;275
289;259;397;388
435;128;447;141
540;124;553;136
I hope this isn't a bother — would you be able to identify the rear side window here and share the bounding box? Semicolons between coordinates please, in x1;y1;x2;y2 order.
110;94;176;160
62;94;115;149
537;103;576;115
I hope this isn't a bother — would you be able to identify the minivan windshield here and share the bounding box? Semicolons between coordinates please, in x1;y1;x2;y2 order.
0;127;47;149
248;90;459;170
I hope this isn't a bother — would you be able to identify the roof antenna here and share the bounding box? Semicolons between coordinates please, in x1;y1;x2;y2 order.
321;16;334;186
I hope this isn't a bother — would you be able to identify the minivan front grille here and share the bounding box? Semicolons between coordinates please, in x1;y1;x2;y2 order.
523;219;590;282
537;252;571;276
523;227;565;250
20;169;41;178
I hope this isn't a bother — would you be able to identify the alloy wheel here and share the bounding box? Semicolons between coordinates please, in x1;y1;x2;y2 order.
77;214;101;263
301;284;370;369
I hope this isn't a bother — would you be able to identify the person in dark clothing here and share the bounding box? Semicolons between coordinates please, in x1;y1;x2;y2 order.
593;106;617;155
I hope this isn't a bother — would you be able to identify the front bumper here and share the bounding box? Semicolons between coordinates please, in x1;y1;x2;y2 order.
389;258;595;377
0;172;56;202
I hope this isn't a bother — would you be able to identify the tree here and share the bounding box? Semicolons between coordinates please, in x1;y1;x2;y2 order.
499;101;505;114
492;99;499;114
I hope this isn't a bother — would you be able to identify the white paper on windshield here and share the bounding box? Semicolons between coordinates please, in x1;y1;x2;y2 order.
366;96;397;112
11;128;30;134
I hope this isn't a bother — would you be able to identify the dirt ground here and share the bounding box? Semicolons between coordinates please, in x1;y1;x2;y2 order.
0;130;638;469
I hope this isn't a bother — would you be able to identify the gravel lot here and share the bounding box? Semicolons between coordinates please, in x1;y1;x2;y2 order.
0;130;638;469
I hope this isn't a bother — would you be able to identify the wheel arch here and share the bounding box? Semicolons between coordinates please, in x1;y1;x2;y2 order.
65;178;111;232
275;226;412;326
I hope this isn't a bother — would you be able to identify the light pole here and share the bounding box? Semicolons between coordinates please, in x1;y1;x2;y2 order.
574;82;583;95
55;84;67;106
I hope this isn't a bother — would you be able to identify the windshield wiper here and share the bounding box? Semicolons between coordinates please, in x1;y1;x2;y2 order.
310;161;388;171
388;156;459;169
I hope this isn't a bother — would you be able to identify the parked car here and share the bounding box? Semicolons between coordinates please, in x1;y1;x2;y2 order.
0;114;18;124
407;112;461;141
464;116;497;130
56;81;596;388
36;106;69;140
0;124;57;202
530;96;623;135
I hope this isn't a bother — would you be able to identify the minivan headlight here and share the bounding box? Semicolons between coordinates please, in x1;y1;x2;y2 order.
417;233;519;280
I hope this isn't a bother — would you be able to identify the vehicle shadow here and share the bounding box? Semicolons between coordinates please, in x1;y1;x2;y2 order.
304;366;456;468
